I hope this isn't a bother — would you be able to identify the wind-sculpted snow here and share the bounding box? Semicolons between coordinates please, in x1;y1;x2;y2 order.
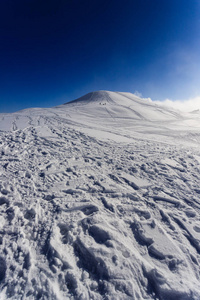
0;91;200;299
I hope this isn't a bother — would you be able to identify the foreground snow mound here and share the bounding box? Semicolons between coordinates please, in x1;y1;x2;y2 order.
0;91;200;299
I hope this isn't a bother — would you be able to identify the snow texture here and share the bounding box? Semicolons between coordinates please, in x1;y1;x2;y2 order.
0;91;200;299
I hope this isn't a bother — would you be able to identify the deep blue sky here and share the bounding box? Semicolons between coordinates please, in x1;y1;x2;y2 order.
0;0;200;112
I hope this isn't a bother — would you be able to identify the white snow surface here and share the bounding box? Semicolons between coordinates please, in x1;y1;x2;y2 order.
0;91;200;299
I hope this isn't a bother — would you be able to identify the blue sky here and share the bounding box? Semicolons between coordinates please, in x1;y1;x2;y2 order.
0;0;200;112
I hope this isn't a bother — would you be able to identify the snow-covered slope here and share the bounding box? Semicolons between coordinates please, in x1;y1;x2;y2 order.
0;91;200;299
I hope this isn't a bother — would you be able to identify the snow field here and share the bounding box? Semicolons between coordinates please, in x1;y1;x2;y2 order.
0;91;200;299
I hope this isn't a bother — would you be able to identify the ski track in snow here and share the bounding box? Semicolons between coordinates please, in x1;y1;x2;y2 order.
0;91;200;299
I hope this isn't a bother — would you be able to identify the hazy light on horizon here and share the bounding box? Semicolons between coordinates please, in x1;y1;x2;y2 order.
153;97;200;112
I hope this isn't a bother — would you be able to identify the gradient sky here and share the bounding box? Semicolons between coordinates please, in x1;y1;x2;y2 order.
0;0;200;112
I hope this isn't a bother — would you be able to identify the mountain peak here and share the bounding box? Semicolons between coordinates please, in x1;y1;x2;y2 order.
64;90;114;105
61;90;183;123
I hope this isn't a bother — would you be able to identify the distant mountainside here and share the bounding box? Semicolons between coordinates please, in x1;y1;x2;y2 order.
63;90;183;121
1;90;200;145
